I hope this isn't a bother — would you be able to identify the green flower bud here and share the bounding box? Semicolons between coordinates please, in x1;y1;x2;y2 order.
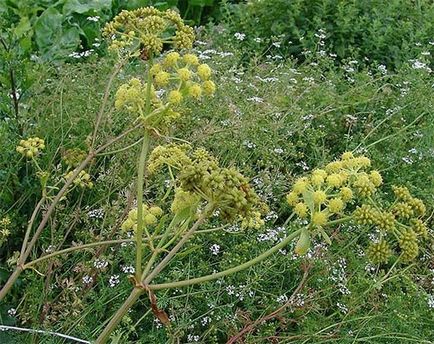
366;240;392;264
295;229;311;255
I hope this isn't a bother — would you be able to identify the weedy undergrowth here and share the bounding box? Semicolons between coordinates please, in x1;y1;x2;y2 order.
0;6;431;344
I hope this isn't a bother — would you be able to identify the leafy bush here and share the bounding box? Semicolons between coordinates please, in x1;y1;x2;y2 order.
221;0;434;68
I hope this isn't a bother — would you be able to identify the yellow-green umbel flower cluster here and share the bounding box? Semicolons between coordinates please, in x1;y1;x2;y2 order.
286;152;430;259
103;7;194;56
148;144;267;229
62;148;87;168
121;204;163;232
353;184;429;264
16;137;45;158
65;170;93;189
115;78;159;113
151;52;216;100
286;153;379;250
147;143;192;174
114;53;215;130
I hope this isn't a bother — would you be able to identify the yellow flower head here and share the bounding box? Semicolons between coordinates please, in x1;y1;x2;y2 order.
328;198;344;214
197;64;212;80
341;151;354;160
177;67;192;81
103;7;195;55
16;137;45;159
311;174;324;186
183;53;199;65
326;173;342;188
154;71;170;86
202;80;216;95
369;170;383;187
340;187;353;201
293;177;309;194
313;190;327;204
188;83;202;98
312;211;328;226
168;90;183;104
294;202;308;218
164;52;180;67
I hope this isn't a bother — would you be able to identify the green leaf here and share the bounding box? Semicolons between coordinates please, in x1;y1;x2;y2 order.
34;7;80;61
62;0;112;16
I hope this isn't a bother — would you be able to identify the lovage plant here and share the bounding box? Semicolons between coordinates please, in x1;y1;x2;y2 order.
0;6;431;344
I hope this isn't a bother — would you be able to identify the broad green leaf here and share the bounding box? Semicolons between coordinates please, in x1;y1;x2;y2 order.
34;7;62;50
34;7;81;61
62;0;112;16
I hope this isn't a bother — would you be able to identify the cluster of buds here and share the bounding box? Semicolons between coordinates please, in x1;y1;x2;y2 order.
353;185;428;263
286;152;430;259
148;144;267;229
121;204;163;232
62;148;87;168
114;78;158;113
16;137;45;158
147;143;192;174
64;170;94;189
103;7;194;56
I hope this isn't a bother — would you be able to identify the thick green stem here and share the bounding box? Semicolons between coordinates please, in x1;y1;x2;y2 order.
135;130;151;280
94;287;144;344
135;59;154;279
148;229;302;291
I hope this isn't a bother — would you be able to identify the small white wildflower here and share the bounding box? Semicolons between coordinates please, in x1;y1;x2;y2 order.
276;294;288;304
226;285;235;296
201;316;211;326
86;16;100;22
109;275;120;287
210;244;221;255
337;302;348;314
121;265;135;274
402;156;413;164
247;96;264;103
7;308;17;317
377;65;387;74
273;148;284;154
93;259;109;270
82;275;93;285
428;295;434;309
234;32;246;41
154;318;162;329
88;208;104;219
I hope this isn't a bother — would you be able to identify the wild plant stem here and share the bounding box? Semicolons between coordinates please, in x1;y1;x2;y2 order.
134;130;151;280
19;196;46;259
134;59;154;279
